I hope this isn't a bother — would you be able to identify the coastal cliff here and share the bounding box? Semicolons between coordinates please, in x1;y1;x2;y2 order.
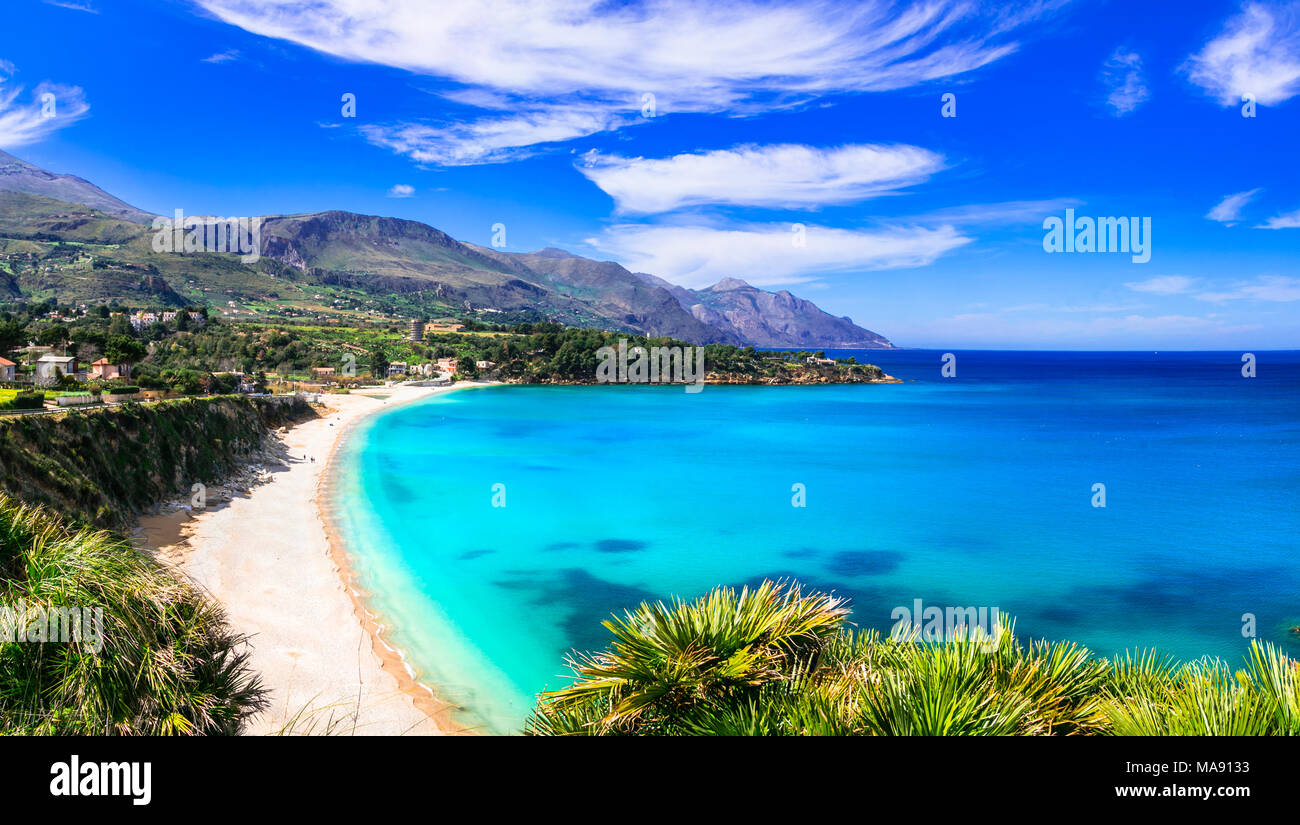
0;396;316;529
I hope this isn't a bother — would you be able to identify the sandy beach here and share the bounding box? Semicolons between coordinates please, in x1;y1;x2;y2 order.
138;384;482;735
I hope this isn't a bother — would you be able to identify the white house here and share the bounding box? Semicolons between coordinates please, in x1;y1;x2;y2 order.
34;355;77;386
129;312;159;331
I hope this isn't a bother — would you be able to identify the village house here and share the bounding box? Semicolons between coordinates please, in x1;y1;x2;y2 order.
220;372;258;393
34;354;77;386
129;312;159;331
311;366;336;380
89;358;131;380
128;310;204;330
386;362;408;377
475;360;495;370
0;357;15;382
435;357;458;373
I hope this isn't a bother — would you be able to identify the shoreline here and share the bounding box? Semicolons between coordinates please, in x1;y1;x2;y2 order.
137;382;499;735
132;378;892;735
317;382;503;736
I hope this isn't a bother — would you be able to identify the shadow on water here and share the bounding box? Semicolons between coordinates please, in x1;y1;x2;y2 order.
824;549;904;577
1024;562;1300;656
594;538;649;554
493;568;660;660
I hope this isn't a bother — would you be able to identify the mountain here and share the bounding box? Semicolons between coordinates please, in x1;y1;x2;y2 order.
469;244;741;344
634;273;892;348
258;211;741;343
0;151;891;347
0;150;156;225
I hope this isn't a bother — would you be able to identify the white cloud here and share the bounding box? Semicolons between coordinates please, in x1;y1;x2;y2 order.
197;0;1067;165
361;107;632;166
910;198;1082;226
579;143;945;213
1002;303;1145;313
1196;275;1300;302
1184;3;1300;105
43;1;98;12
1101;49;1150;115
386;184;415;198
1256;205;1300;228
1125;275;1197;295
202;50;241;64
0;72;89;149
1206;188;1261;223
585;221;971;288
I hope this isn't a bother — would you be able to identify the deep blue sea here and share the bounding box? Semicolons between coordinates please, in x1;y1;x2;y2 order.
332;350;1300;733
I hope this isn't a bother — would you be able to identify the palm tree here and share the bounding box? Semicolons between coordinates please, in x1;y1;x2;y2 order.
0;495;266;734
529;579;1300;736
529;580;848;734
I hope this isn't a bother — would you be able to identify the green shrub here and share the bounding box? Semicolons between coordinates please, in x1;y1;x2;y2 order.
9;391;45;410
529;580;1300;736
0;495;267;734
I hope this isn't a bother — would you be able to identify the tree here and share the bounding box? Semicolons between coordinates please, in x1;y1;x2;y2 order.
105;335;147;365
370;345;388;379
108;315;134;338
37;324;69;347
0;320;26;355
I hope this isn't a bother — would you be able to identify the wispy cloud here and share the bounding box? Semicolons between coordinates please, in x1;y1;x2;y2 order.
1206;188;1261;224
1125;275;1197;295
1101;49;1150;115
197;0;1068;165
1196;275;1300;302
586;220;971;288
361;107;632;166
1256;205;1300;228
386;184;415;198
1183;2;1300;105
202;49;241;64
43;0;98;12
0;65;90;148
578;143;945;214
909;198;1082;226
1002;303;1145;313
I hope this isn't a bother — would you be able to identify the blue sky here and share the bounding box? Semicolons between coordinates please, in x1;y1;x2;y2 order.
1;0;1298;348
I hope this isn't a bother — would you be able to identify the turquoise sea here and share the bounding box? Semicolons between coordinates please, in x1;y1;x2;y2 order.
331;350;1300;734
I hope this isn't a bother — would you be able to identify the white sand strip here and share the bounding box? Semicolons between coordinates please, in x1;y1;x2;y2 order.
153;385;477;735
